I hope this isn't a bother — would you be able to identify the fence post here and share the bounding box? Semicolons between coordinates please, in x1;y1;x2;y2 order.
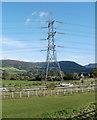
90;87;92;91
91;87;93;91
76;88;78;92
43;90;45;96
64;89;65;95
51;90;52;96
36;90;38;96
57;90;59;95
93;86;95;91
3;92;5;98
88;87;90;92
12;92;14;98
81;87;83;92
20;92;22;98
28;91;30;97
71;89;72;94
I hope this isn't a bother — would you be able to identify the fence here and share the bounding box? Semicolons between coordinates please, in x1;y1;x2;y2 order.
1;86;96;99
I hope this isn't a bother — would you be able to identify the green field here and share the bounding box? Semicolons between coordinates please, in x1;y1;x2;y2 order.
2;92;95;118
2;78;96;88
0;67;26;74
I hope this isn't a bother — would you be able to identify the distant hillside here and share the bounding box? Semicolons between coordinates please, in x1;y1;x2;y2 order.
85;63;97;68
1;60;41;70
59;61;92;73
0;59;93;73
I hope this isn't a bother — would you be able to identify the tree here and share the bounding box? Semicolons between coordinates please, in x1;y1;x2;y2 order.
62;72;67;80
10;74;17;80
2;71;11;80
92;67;97;78
67;73;73;80
72;73;79;80
35;74;42;81
81;79;84;84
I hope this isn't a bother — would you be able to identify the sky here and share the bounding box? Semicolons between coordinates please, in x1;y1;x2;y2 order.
1;2;95;65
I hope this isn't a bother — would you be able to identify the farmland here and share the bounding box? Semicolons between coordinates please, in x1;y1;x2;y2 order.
2;92;95;118
2;78;97;89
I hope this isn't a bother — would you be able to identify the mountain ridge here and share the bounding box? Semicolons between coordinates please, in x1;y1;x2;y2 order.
0;59;93;73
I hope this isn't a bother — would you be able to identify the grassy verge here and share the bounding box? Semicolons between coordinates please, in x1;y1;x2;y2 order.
2;92;95;118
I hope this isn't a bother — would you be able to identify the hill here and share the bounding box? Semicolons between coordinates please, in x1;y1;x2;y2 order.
0;59;93;73
59;61;92;73
85;63;97;68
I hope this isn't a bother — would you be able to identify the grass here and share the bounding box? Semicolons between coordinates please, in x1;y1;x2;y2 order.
2;80;63;88
2;92;95;118
2;78;97;88
0;67;26;71
44;102;96;119
67;78;97;84
2;80;46;88
0;67;26;75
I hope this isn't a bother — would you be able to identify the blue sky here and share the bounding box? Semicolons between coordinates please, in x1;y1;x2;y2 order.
1;2;95;65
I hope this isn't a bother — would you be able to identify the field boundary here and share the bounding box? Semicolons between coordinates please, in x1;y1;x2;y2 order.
1;85;96;99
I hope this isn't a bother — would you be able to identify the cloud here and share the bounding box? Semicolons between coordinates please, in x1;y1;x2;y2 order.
31;11;48;17
39;12;48;17
25;18;31;24
25;12;48;24
32;12;37;16
1;37;27;48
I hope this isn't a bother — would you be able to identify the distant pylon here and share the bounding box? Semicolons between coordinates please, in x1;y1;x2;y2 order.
44;15;63;81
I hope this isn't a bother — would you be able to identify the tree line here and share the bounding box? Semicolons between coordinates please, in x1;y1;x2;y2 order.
1;67;97;81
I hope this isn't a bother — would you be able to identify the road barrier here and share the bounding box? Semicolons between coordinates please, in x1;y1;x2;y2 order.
1;86;96;99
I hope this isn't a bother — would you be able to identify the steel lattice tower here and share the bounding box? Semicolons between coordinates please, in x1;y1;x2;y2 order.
45;17;63;81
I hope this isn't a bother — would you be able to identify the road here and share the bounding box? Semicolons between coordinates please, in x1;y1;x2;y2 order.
1;83;97;92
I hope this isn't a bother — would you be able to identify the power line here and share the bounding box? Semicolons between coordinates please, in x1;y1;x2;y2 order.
65;46;95;51
2;46;94;52
3;32;95;38
2;32;43;34
63;33;95;38
2;38;95;49
2;20;46;23
59;48;95;55
2;49;40;54
2;19;95;66
57;28;95;35
2;44;95;54
58;39;95;46
62;22;95;29
2;26;94;36
2;46;44;51
2;27;41;29
2;20;94;29
1;47;95;54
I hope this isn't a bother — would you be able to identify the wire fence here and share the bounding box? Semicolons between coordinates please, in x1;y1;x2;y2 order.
1;86;96;99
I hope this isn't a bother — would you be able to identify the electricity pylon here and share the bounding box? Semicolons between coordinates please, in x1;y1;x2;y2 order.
41;16;64;81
